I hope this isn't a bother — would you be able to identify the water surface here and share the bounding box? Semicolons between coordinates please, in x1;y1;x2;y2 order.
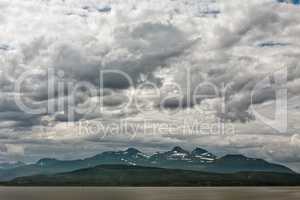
0;187;300;200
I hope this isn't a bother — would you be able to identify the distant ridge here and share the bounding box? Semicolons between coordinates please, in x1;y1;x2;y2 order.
0;161;25;170
5;165;300;187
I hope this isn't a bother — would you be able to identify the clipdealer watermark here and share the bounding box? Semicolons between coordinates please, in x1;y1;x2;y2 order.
13;65;288;139
76;118;236;139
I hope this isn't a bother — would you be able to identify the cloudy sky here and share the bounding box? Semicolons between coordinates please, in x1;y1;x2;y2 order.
1;0;300;171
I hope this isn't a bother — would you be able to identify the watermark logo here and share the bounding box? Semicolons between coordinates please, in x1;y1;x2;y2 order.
250;67;287;133
13;66;288;138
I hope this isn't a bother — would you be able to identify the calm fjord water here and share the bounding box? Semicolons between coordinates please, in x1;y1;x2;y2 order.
0;187;300;200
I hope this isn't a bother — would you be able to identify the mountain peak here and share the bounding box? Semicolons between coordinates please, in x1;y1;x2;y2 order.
125;148;141;154
36;158;59;166
192;148;208;155
171;146;187;153
191;147;216;162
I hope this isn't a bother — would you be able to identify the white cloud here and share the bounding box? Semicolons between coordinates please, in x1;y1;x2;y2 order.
0;0;300;169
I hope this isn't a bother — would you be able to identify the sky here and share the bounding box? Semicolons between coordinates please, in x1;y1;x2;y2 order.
1;0;300;171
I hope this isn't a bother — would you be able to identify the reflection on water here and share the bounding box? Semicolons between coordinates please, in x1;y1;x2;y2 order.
0;187;300;200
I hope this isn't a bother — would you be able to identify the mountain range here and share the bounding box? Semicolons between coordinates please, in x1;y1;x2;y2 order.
0;147;294;182
0;161;25;170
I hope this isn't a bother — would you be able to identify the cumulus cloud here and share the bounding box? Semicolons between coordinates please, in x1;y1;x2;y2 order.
0;0;300;168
